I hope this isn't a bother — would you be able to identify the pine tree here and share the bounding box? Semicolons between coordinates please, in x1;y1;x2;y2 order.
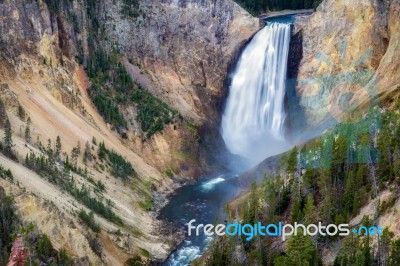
377;228;393;266
290;177;302;222
318;168;333;223
303;194;317;225
77;141;81;155
55;136;62;160
17;104;25;120
3;118;13;157
83;141;92;164
390;239;400;265
303;168;316;193
333;135;347;181
36;135;42;148
25;117;31;142
363;236;372;266
71;148;79;167
245;181;258;224
98;141;106;160
378;125;393;182
47;139;52;153
287;146;298;176
275;229;317;265
358;216;373;266
343;175;355;216
264;175;282;221
71;141;82;167
393;145;400;177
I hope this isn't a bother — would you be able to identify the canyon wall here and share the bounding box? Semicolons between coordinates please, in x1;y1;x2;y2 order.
0;0;258;264
113;0;259;174
99;0;259;173
102;0;259;125
291;0;400;141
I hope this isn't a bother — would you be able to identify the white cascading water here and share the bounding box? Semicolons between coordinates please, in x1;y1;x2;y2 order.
222;23;291;165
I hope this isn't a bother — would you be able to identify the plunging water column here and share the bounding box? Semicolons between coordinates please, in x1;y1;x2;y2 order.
222;23;291;165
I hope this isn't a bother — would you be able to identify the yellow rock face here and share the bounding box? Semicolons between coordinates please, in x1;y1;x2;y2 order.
291;0;400;140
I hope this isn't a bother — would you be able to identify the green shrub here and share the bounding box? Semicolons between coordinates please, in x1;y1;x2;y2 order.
138;199;153;211
125;255;146;266
88;85;127;129
98;142;136;179
139;248;150;257
131;87;178;138
0;166;13;180
70;184;123;225
78;209;101;233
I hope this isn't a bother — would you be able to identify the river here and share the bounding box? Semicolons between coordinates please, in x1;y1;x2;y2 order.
159;14;302;266
158;173;241;265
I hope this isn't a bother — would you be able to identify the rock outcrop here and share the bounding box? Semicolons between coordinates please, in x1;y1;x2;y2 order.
290;0;400;141
102;0;259;125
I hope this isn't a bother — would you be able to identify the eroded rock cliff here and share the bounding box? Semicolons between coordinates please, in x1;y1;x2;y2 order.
291;0;400;141
0;0;259;264
99;0;259;174
102;0;259;124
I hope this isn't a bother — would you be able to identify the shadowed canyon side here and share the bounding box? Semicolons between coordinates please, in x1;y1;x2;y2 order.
222;23;291;165
0;0;259;264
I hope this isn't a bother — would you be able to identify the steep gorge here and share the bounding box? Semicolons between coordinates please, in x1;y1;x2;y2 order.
3;0;399;264
0;0;259;264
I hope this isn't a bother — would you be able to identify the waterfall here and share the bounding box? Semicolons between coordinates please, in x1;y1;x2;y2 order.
221;23;291;165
